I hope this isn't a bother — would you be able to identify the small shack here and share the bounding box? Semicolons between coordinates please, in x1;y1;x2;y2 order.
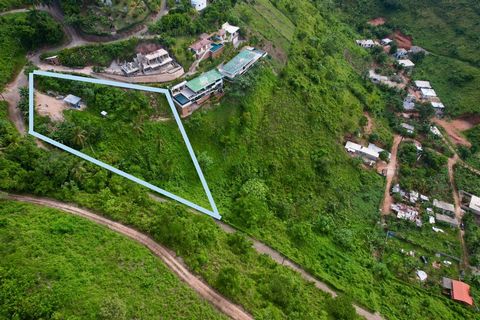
63;94;82;109
442;278;474;306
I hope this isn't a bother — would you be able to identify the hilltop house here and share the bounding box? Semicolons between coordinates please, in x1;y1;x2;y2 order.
190;38;213;59
435;214;459;227
63;94;81;109
394;48;408;59
460;191;480;216
218;47;267;80
414;80;432;89
189;22;240;59
221;22;240;46
171;69;224;117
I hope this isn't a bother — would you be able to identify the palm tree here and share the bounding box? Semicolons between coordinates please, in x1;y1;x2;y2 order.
72;126;87;148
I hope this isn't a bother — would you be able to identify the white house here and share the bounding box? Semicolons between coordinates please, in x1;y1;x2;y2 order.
356;39;377;48
221;22;240;46
63;94;81;108
191;0;207;11
420;88;437;99
469;195;480;215
414;80;432;89
394;48;408;59
398;59;415;68
344;141;390;162
381;38;393;45
431;102;445;109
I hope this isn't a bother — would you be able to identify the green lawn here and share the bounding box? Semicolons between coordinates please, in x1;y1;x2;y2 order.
0;200;227;320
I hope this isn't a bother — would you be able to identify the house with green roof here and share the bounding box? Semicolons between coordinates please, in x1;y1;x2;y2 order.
170;69;224;117
218;47;267;80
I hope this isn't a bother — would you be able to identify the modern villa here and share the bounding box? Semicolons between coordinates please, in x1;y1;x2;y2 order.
171;69;224;117
218;47;267;80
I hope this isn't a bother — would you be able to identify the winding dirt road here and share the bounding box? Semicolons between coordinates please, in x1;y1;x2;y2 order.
4;193;253;320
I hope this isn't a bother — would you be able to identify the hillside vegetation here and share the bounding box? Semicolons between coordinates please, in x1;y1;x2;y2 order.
0;200;228;320
0;10;63;90
0;0;479;319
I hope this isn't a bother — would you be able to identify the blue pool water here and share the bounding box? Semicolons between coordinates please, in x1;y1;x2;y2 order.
174;94;190;106
210;43;223;53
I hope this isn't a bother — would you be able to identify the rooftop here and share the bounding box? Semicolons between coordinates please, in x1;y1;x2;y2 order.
401;123;415;131
414;80;431;89
221;22;239;34
145;49;169;60
433;199;455;212
451;280;474;305
469;195;480;212
186;69;223;93
221;49;265;76
435;213;458;226
421;88;437;97
63;94;81;105
398;59;415;67
431;102;445;109
190;38;212;51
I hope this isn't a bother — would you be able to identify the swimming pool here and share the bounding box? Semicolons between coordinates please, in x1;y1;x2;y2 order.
210;43;224;53
174;93;190;106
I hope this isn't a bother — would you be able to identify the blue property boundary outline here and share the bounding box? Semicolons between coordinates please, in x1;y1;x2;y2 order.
29;70;221;220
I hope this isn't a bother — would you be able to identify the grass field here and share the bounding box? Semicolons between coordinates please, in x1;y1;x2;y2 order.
0;200;227;320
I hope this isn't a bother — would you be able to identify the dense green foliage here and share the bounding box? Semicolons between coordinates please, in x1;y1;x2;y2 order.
0;102;343;319
61;0;162;35
336;0;480;117
0;200;227;319
0;10;62;90
44;38;140;68
397;141;451;201
0;0;29;11
454;165;480;196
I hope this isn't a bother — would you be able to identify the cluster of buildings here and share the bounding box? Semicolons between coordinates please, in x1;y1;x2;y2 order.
344;141;390;165
189;22;240;59
170;47;267;117
119;49;181;77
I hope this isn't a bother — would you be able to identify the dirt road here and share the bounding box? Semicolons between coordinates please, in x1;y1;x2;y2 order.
381;135;403;215
4;193;253;320
447;155;469;268
2;69;27;135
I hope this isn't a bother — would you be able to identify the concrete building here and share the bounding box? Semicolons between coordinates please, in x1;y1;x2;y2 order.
218;47;267;80
221;22;240;46
63;94;81;108
171;69;224;117
121;49;174;76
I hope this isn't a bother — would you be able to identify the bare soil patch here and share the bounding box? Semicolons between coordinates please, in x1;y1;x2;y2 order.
368;17;386;26
35;92;68;122
390;30;413;49
433;118;471;147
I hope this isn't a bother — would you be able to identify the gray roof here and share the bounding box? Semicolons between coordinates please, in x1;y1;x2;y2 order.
433;199;455;213
435;213;458;227
63;94;81;105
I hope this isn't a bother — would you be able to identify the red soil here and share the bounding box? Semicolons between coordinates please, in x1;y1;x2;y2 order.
368;17;386;26
390;30;413;49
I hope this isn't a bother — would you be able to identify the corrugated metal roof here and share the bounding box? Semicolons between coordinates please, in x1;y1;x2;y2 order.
451;280;473;305
221;49;263;76
63;94;81;105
